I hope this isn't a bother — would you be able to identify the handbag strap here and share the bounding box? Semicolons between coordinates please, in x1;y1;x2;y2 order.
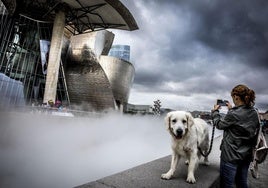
254;108;262;148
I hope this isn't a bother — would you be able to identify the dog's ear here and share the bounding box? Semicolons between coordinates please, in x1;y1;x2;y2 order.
165;112;172;130
186;112;194;127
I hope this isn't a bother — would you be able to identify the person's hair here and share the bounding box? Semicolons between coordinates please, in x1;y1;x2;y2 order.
231;84;255;107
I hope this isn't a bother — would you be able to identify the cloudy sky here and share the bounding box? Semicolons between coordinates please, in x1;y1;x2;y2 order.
111;0;268;112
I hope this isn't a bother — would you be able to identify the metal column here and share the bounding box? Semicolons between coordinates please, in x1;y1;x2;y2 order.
43;9;65;104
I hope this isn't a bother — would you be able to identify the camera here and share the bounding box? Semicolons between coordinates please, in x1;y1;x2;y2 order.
217;99;228;106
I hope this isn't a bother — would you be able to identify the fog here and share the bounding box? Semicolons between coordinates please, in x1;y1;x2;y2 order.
0;112;172;188
0;111;222;188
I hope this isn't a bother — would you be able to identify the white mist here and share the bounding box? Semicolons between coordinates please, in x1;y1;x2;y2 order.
0;112;171;188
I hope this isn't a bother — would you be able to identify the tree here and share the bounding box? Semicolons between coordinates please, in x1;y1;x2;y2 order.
152;99;161;116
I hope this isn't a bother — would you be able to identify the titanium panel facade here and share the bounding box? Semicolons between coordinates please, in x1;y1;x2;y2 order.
99;56;135;106
66;31;116;111
65;62;115;111
66;31;135;111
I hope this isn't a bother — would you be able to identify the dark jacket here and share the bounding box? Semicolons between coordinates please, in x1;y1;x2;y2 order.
211;105;259;164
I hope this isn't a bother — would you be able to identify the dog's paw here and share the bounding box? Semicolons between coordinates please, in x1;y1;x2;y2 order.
161;173;172;180
186;174;196;184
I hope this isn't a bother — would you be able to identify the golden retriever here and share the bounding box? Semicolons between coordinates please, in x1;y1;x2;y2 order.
161;111;209;183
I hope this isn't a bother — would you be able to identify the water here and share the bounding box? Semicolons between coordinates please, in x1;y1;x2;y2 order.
0;112;222;188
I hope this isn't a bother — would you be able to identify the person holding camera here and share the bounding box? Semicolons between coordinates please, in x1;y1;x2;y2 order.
211;84;260;188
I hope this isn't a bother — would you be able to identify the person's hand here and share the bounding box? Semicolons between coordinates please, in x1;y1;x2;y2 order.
226;101;232;110
213;104;221;111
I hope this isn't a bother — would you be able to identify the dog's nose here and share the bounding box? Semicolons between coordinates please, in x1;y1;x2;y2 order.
176;129;183;136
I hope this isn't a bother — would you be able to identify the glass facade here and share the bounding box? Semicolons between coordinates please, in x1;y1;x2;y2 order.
0;2;69;107
108;45;130;62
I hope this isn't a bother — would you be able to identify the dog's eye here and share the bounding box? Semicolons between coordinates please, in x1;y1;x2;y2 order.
172;119;177;123
182;120;187;124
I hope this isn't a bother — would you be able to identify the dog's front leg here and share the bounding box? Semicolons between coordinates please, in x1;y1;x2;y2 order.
186;154;198;183
161;151;179;180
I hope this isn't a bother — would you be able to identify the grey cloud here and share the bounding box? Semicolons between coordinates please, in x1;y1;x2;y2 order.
153;0;268;69
133;70;164;88
118;0;268;110
191;0;268;68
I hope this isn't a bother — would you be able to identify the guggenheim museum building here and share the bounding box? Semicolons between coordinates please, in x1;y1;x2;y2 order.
0;0;139;112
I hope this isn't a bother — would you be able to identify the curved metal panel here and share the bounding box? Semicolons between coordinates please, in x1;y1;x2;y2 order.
66;33;115;111
99;56;135;104
66;62;115;111
68;31;114;61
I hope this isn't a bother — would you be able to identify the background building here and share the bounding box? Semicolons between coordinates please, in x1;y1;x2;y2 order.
65;31;135;112
108;45;130;62
0;0;138;112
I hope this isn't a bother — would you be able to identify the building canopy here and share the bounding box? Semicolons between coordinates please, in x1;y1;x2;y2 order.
1;0;138;34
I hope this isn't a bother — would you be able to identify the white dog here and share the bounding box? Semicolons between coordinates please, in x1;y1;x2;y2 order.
161;111;210;183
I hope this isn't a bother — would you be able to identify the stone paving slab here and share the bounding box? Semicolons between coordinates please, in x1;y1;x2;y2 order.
248;134;268;188
75;136;222;188
75;134;268;188
76;157;220;188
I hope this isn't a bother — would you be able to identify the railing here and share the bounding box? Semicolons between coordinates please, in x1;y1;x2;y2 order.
1;104;104;118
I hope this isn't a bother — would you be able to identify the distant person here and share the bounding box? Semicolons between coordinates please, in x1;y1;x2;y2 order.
211;84;259;188
48;99;54;108
55;100;63;111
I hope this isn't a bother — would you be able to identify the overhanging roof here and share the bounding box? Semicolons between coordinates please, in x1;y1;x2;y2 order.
1;0;139;34
64;0;139;33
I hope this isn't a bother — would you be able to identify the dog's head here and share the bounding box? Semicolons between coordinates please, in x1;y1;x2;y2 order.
165;111;194;139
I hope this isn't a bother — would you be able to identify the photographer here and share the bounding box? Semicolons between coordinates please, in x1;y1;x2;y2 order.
211;84;259;188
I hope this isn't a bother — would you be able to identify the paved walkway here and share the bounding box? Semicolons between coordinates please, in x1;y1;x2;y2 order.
75;134;268;188
248;134;268;188
75;136;222;188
